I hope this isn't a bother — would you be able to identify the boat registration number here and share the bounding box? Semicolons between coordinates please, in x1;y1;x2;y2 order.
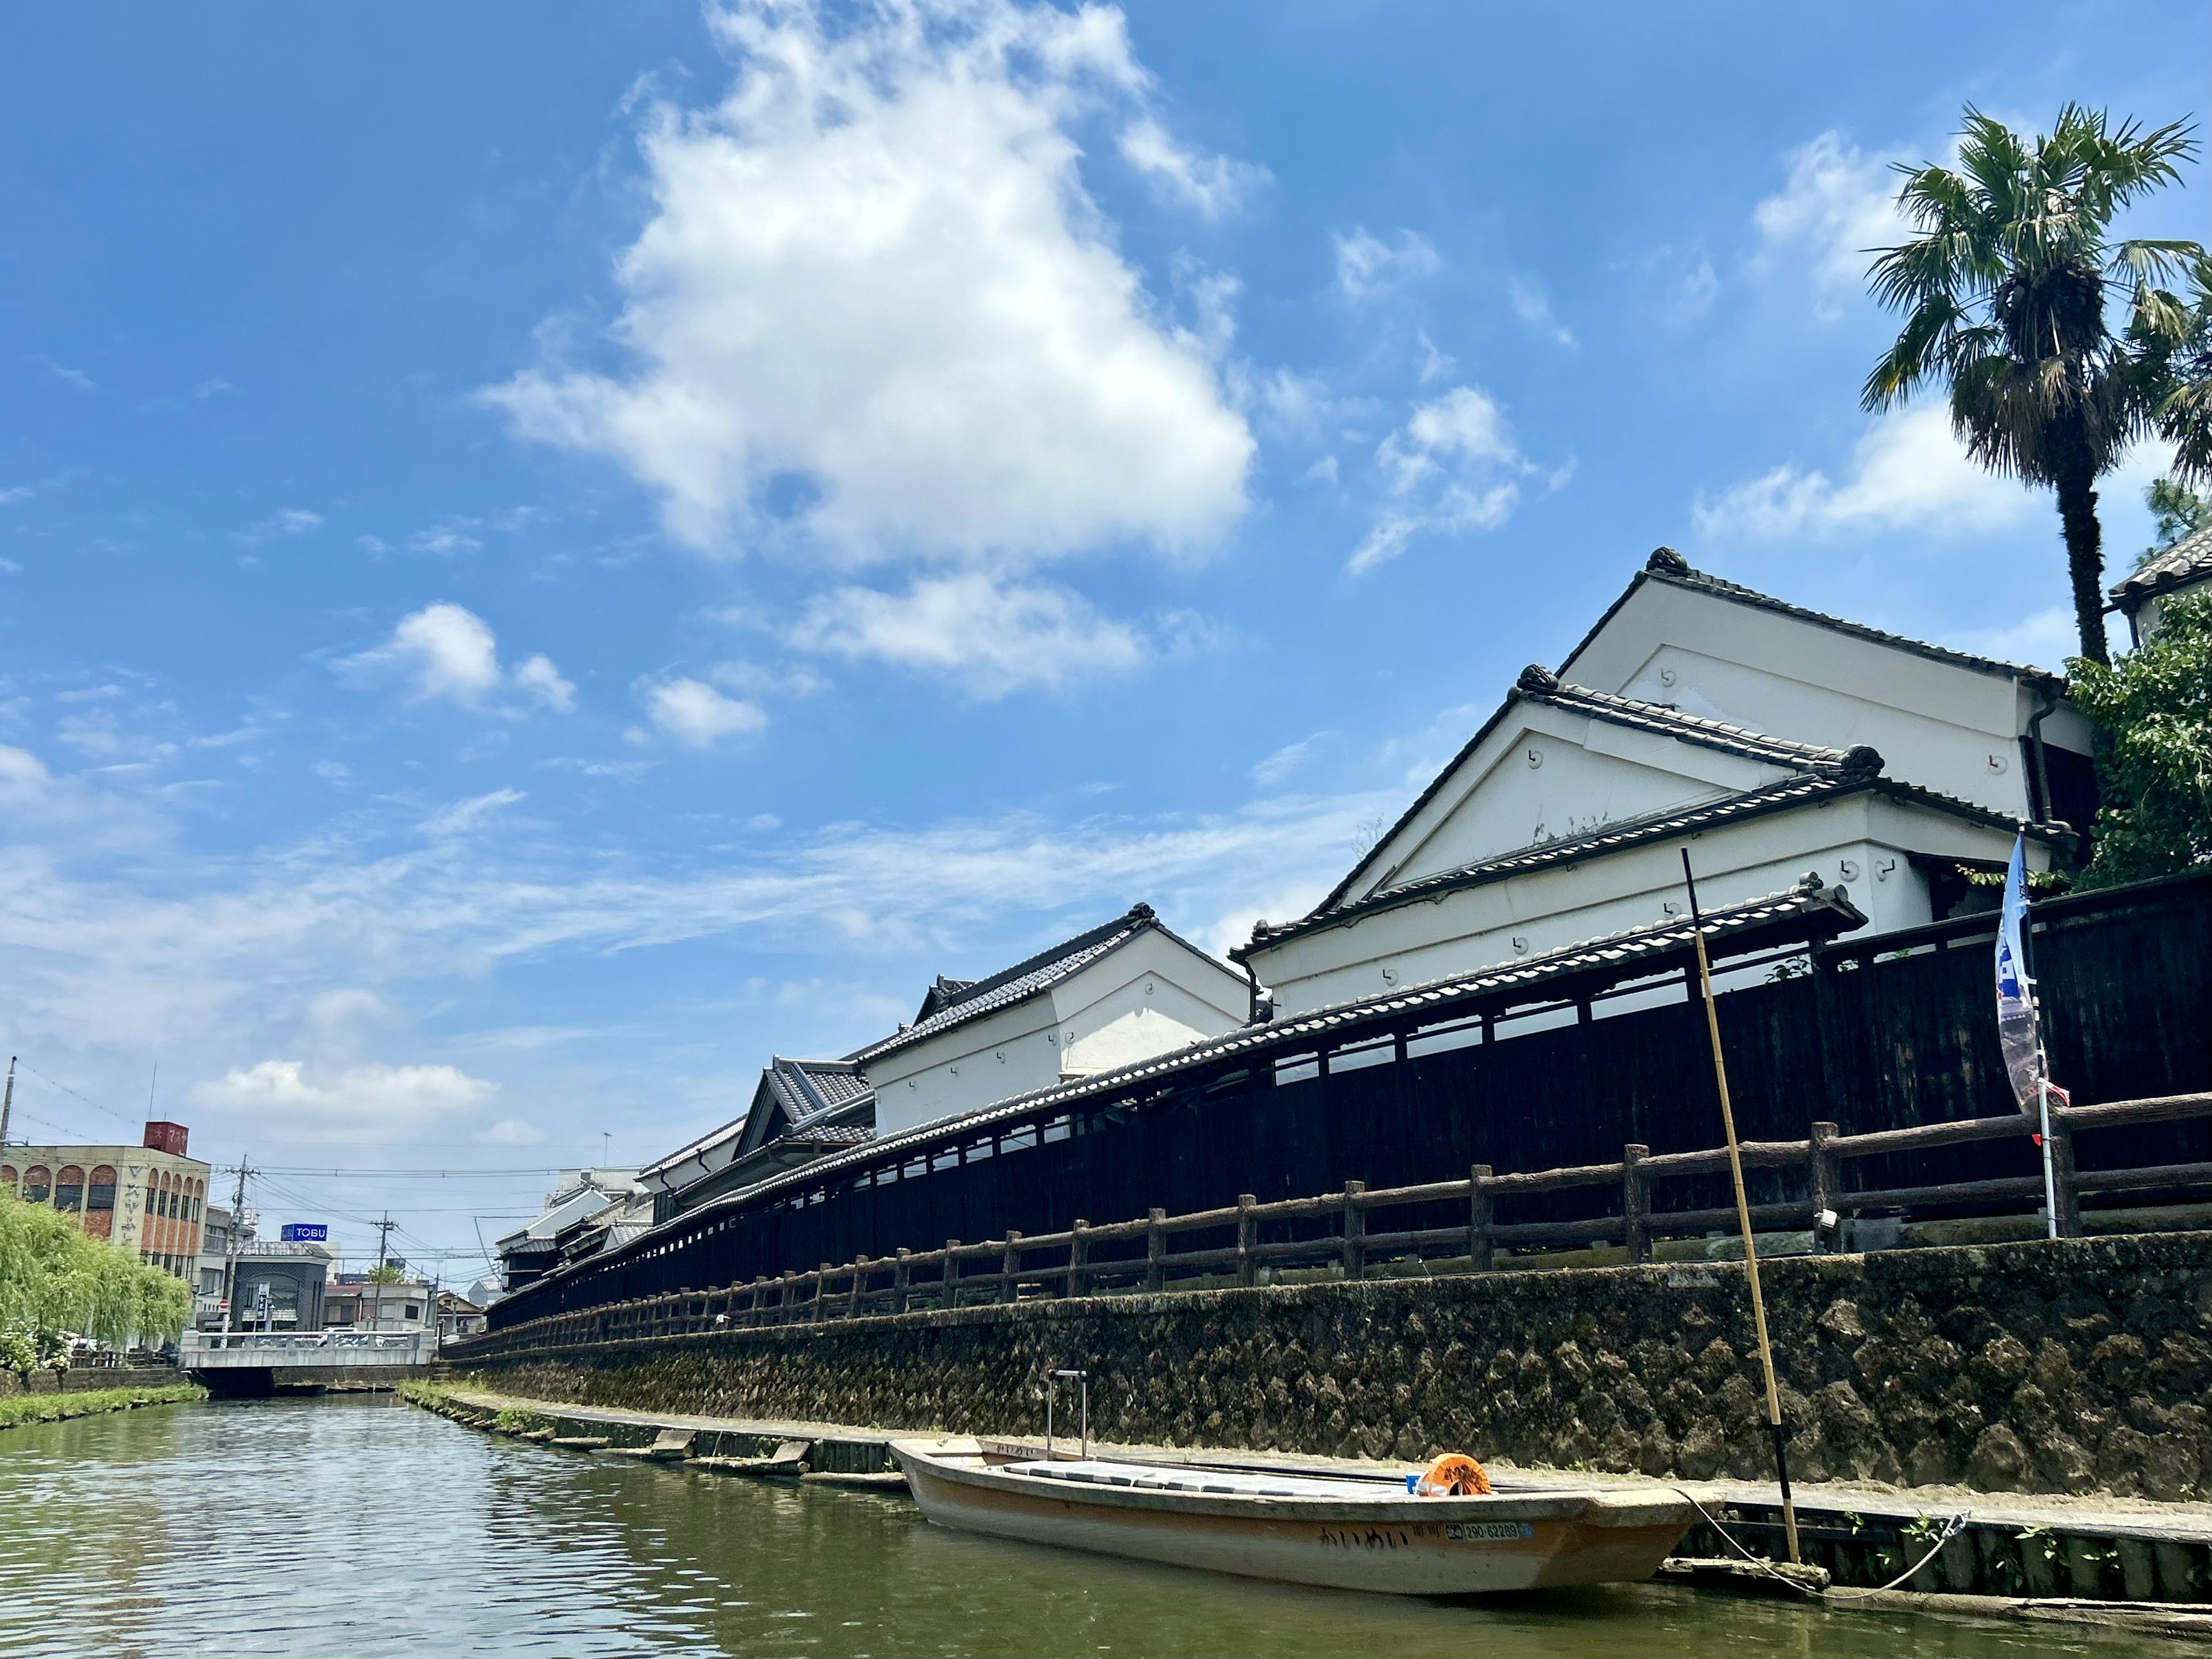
1445;1522;1535;1543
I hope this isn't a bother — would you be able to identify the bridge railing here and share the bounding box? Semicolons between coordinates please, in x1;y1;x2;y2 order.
180;1330;436;1363
446;1089;2212;1363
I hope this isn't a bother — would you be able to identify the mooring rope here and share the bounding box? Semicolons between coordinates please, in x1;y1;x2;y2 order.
1669;1487;1971;1599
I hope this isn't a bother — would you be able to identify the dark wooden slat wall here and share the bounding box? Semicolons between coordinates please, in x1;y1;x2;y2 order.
497;878;2210;1325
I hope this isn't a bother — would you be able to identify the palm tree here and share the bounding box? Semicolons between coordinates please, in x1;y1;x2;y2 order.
1863;105;2204;664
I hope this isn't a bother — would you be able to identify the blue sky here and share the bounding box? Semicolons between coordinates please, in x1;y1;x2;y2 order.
1;1;2203;1280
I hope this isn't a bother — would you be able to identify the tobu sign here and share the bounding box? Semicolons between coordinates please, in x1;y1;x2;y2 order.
279;1222;328;1243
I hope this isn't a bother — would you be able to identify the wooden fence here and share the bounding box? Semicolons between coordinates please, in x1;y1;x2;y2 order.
449;1088;2212;1361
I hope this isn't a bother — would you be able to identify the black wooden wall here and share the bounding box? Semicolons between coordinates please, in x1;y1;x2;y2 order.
495;874;2210;1327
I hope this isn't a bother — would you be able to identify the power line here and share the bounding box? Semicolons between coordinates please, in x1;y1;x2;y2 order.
18;1063;138;1127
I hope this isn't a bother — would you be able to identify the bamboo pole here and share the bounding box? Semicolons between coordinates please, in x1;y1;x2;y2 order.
1680;849;1800;1566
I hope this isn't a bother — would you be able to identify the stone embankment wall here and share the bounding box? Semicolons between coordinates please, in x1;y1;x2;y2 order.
457;1233;2212;1500
0;1365;183;1399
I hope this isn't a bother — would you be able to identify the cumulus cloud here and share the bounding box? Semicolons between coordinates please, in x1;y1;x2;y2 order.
1349;387;1542;575
639;676;767;746
790;570;1147;695
339;603;577;714
189;1058;499;1144
476;1117;547;1146
1691;404;2036;541
1751;130;1908;319
1334;226;1441;303
482;0;1253;565
1118;116;1268;218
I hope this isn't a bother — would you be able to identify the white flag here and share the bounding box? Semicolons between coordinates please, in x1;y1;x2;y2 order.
1994;835;2043;1112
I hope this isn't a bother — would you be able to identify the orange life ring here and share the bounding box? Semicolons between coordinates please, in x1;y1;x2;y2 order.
1419;1452;1491;1495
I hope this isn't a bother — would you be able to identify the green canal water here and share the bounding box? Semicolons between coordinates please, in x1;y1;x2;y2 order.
0;1394;2192;1658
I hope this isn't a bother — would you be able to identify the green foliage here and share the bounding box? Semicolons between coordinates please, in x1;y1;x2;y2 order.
362;1262;406;1284
2142;475;2212;566
1862;104;2206;664
0;1190;194;1366
0;1382;204;1431
2069;589;2212;887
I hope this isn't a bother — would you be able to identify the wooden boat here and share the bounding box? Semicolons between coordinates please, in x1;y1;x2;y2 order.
891;1437;1695;1596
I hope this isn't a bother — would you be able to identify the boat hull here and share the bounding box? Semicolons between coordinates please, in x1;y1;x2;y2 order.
893;1440;1692;1596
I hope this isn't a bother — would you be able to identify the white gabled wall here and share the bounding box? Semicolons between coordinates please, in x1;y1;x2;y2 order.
1249;792;2044;1018
868;928;1249;1139
1562;579;2089;819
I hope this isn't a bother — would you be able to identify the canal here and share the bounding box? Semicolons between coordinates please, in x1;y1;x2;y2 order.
0;1395;2191;1658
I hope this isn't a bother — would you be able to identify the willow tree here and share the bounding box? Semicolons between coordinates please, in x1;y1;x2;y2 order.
0;1191;192;1365
1863;106;2205;665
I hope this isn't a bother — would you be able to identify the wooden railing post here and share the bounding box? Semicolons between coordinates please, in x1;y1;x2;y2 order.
812;1264;831;1323
1809;1122;1840;1252
1069;1222;1090;1298
1001;1232;1022;1304
1235;1194;1257;1288
944;1240;961;1308
1144;1209;1166;1292
893;1248;912;1315
1469;1165;1493;1271
2048;1116;2081;1237
1341;1180;1366;1279
848;1255;869;1319
1622;1144;1652;1264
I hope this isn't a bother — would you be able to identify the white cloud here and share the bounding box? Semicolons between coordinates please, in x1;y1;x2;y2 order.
1692;404;2037;541
710;658;830;699
482;0;1252;562
790;570;1148;696
408;524;483;556
340;603;577;715
420;789;527;839
1751;130;1907;319
1415;331;1456;385
34;356;96;394
1507;278;1576;348
476;1117;546;1146
189;1059;500;1145
639;676;767;746
1118;116;1268;218
1349;387;1536;575
1334;226;1440;304
233;508;324;547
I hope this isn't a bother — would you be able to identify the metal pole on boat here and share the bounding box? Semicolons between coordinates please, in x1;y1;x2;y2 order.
1680;850;1801;1566
1054;1369;1089;1461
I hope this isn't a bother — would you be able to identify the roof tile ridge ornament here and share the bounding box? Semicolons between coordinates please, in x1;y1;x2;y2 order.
1515;662;1560;695
1838;744;1884;779
1126;900;1157;923
1646;545;1690;575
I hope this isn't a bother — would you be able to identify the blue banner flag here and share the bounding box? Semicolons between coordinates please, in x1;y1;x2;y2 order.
1994;835;2043;1113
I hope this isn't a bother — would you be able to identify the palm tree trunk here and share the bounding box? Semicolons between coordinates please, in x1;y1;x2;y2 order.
2055;463;2109;665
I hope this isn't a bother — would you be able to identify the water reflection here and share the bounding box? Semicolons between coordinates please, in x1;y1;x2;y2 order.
0;1396;2186;1658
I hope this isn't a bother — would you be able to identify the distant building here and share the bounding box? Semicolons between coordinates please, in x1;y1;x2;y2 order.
324;1272;430;1333
1;1121;211;1280
213;1241;334;1332
493;1169;645;1293
859;903;1251;1138
2111;523;2212;647
434;1290;487;1341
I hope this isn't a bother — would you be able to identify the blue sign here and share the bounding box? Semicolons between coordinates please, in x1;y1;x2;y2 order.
279;1222;328;1243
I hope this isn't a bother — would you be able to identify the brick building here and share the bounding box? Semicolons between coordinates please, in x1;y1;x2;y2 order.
0;1120;212;1280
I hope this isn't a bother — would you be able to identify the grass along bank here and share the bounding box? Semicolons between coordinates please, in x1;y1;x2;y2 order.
0;1382;205;1430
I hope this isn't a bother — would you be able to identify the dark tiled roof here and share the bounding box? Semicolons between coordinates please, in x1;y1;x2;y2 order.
638;1058;874;1181
640;881;1867;1237
852;904;1172;1067
2110;524;2212;611
1241;765;2068;958
1563;547;2067;690
1298;661;1880;921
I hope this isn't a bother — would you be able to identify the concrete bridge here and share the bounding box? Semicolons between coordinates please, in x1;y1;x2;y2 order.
179;1330;437;1395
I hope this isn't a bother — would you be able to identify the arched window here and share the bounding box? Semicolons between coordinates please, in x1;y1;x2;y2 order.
24;1166;50;1203
0;1165;16;1190
55;1165;85;1212
88;1166;116;1210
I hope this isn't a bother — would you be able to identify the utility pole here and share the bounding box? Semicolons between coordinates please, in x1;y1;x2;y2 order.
0;1056;14;1146
370;1213;398;1334
219;1160;253;1339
